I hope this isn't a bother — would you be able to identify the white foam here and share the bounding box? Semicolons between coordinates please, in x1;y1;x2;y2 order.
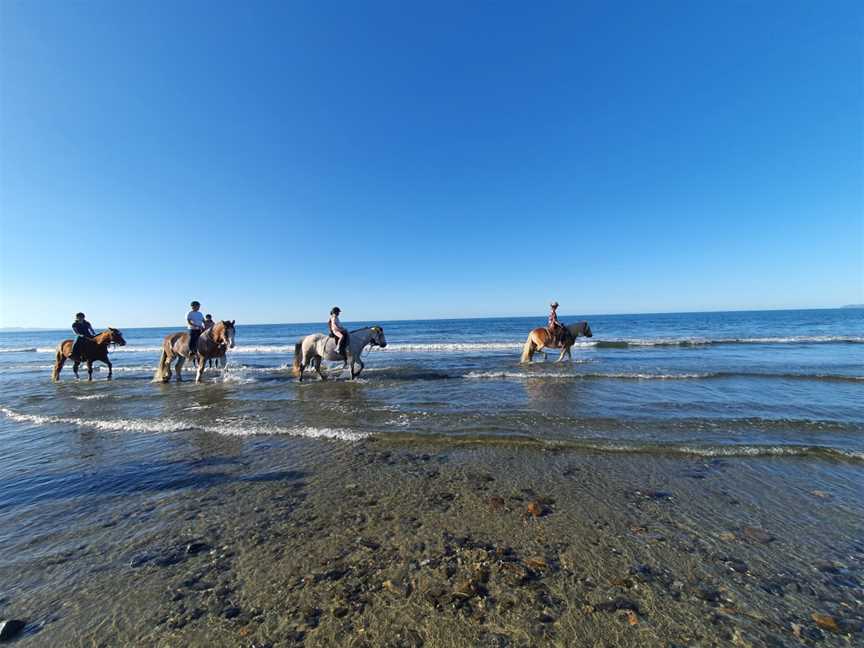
0;406;366;442
73;394;109;400
372;342;525;352
206;422;367;442
464;371;712;380
0;407;193;433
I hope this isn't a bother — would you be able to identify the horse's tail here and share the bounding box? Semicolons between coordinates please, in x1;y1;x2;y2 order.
51;347;64;382
291;342;302;376
153;349;169;382
520;335;535;363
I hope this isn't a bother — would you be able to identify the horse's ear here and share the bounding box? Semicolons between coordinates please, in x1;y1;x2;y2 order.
231;320;235;325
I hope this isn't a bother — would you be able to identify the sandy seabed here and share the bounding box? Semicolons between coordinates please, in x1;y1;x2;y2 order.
3;441;863;648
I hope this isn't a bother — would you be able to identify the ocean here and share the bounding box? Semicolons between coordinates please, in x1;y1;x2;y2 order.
1;308;863;645
1;308;862;460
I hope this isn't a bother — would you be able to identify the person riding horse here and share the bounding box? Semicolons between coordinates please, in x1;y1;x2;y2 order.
547;301;566;347
71;312;96;360
329;307;349;360
186;301;205;354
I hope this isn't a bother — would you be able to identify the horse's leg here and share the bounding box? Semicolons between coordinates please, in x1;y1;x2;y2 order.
353;357;365;379
106;358;113;380
53;353;66;382
175;356;185;382
195;354;205;383
73;360;80;379
314;357;327;381
87;360;94;381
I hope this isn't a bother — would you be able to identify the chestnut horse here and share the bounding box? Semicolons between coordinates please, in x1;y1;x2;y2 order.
520;321;592;363
153;320;236;383
52;328;127;381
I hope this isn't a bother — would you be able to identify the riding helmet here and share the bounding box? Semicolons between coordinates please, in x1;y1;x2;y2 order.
331;307;341;315
550;301;559;308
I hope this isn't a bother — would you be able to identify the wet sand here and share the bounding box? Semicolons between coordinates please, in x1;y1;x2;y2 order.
3;439;863;647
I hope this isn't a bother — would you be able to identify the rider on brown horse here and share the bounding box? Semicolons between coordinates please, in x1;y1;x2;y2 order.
547;302;566;347
71;312;96;360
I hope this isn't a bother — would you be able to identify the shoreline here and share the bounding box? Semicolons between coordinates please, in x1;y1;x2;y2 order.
2;440;862;646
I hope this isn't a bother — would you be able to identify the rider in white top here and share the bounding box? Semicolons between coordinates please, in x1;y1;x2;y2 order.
329;307;349;359
186;301;205;354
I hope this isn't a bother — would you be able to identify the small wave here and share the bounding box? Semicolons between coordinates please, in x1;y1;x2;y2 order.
372;342;525;353
595;336;864;348
464;371;712;381
0;347;38;353
380;431;864;463
0;407;195;433
73;394;109;401
0;406;365;442
208;422;366;442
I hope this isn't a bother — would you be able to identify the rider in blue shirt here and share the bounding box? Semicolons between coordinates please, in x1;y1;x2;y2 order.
71;312;96;360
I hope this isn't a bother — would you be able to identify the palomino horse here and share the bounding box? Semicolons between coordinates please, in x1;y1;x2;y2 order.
153;320;236;383
52;328;127;381
292;326;387;381
520;321;592;363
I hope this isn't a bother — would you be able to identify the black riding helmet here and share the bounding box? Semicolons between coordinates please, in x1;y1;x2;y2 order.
331;307;341;315
75;312;85;318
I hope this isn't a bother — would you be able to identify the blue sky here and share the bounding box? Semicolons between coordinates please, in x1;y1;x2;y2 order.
1;1;862;328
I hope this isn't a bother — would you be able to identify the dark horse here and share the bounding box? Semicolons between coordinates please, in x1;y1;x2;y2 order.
52;328;127;381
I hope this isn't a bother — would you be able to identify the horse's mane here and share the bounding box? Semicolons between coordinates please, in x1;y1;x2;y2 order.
349;326;376;334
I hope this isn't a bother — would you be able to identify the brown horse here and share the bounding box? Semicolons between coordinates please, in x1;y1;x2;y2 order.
153;320;236;383
520;321;592;363
52;328;127;381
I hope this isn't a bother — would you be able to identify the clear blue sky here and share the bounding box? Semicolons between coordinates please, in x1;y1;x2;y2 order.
1;1;862;328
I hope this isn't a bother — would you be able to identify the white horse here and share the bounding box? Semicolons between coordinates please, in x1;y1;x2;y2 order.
292;326;387;381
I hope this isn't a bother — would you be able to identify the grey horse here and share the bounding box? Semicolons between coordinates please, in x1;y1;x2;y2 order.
292;326;387;381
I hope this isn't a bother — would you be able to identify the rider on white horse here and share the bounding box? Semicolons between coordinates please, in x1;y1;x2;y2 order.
329;307;349;360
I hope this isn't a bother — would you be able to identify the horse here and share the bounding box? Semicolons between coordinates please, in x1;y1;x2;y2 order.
52;328;127;381
292;326;387;381
520;321;592;363
153;320;236;383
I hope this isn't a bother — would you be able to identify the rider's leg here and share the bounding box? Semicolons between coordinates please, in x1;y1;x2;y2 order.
189;330;201;355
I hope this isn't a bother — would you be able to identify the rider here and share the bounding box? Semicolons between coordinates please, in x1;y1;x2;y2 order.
187;301;205;354
71;312;96;360
547;301;565;346
203;314;214;330
329;307;349;360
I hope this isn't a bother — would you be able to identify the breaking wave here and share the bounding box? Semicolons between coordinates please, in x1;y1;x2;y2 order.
0;406;366;442
465;371;713;380
464;370;864;382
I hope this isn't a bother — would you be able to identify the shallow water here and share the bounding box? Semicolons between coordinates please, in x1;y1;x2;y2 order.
2;309;862;461
1;309;862;645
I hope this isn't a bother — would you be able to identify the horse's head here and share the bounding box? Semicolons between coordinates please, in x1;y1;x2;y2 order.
217;320;236;349
108;328;127;346
580;321;593;338
369;326;387;348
